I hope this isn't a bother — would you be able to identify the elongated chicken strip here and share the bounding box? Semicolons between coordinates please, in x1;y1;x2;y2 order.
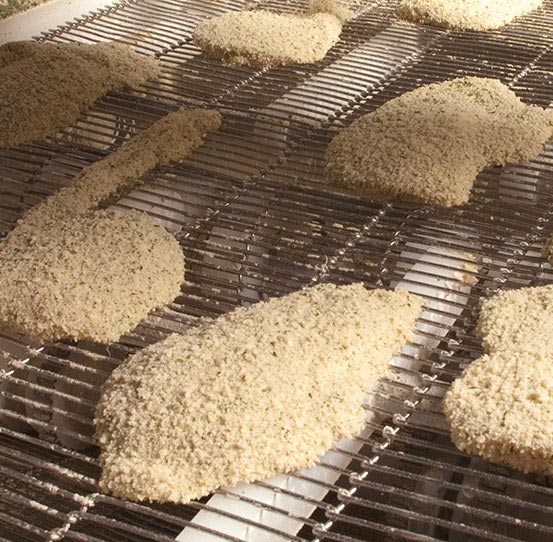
0;210;184;343
0;41;160;148
96;283;422;503
15;107;221;233
326;77;553;206
193;0;352;68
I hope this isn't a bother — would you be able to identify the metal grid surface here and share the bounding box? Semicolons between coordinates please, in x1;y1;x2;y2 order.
1;0;553;541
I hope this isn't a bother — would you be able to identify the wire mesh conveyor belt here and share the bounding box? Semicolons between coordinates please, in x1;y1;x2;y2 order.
2;0;553;540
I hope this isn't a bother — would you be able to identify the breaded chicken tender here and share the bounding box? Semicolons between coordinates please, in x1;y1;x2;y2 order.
398;0;543;31
16;107;221;233
96;283;422;503
193;0;352;67
444;350;553;475
0;210;184;343
326;77;553;206
0;41;160;148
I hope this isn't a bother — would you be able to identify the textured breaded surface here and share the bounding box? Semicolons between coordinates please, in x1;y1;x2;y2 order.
444;350;553;474
0;41;160;148
1;0;49;19
193;0;351;67
543;236;553;266
96;283;422;503
0;210;184;343
15;108;221;232
445;284;553;473
326;77;553;206
398;0;543;30
477;285;553;354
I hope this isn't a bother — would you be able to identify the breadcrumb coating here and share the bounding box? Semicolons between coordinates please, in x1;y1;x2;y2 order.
398;0;543;31
326;77;553;206
543;235;553;266
193;0;352;67
477;285;553;354
1;0;51;19
96;283;422;503
15;107;222;232
444;351;553;475
0;41;160;148
445;283;553;473
0;210;184;343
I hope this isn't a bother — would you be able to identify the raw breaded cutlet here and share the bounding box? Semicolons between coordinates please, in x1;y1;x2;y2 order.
0;209;184;343
0;41;160;148
326;77;553;206
444;350;553;475
445;283;553;474
95;283;422;503
398;0;543;31
193;0;352;67
1;0;51;19
14;107;221;233
477;285;553;354
2;108;220;344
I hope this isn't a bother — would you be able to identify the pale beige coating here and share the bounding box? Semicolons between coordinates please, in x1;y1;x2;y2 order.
445;283;553;473
1;0;51;19
477;285;553;354
543;235;553;266
193;0;352;67
15;108;222;233
0;41;160;148
0;210;184;343
326;77;553;206
444;351;553;475
96;283;422;503
398;0;543;31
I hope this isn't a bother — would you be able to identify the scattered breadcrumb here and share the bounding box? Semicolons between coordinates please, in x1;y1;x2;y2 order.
193;0;352;67
15;107;222;232
477;285;553;354
0;209;184;343
0;40;160;148
398;0;543;31
444;350;553;475
96;283;422;503
326;77;553;206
